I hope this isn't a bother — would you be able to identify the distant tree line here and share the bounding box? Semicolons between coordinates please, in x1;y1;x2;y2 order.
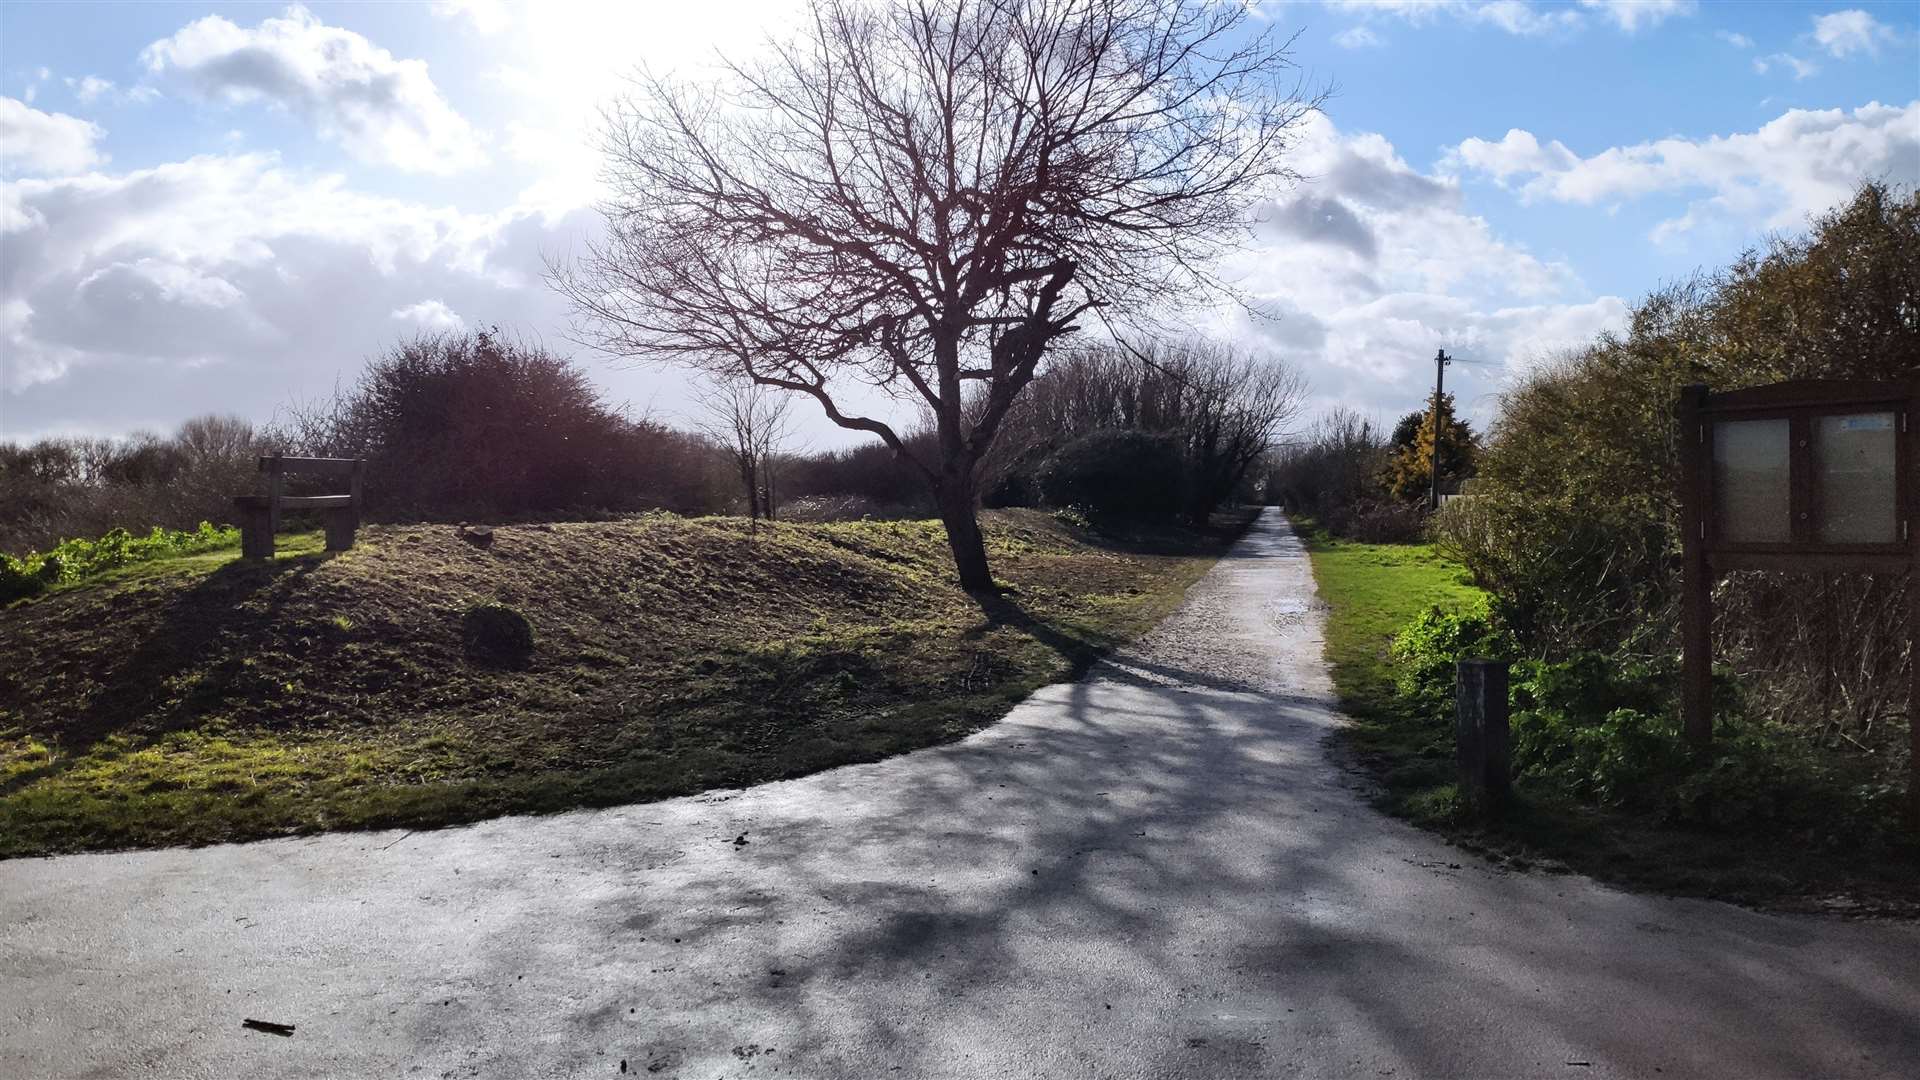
983;340;1305;523
0;416;272;556
0;329;1303;556
1261;391;1480;542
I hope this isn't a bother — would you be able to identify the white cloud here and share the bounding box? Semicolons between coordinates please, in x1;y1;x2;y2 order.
1333;26;1385;49
1322;1;1583;37
0;98;106;175
1812;9;1896;58
1445;128;1580;182
0;152;594;402
1577;0;1695;33
1323;0;1698;37
1460;1;1582;36
141;5;485;174
1716;30;1754;49
1753;52;1819;80
432;0;511;35
482;1;797;214
391;299;466;331
1443;100;1920;239
62;76;160;107
20;67;50;105
68;76;114;104
1206;114;1620;422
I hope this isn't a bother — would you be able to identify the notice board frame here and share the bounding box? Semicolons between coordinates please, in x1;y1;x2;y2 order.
1676;378;1917;827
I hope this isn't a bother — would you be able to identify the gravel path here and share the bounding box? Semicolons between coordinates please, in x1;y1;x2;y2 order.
3;510;1917;1079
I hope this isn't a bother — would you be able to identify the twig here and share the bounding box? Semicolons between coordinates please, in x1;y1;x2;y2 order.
242;1019;296;1037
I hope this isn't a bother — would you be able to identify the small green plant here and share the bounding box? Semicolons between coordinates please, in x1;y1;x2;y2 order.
462;602;535;666
2;522;239;602
1051;506;1094;531
1387;605;1515;724
1511;705;1690;808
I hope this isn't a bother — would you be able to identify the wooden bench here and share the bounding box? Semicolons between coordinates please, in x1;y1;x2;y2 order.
234;455;366;559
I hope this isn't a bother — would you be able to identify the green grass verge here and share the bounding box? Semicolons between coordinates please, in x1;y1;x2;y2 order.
1295;515;1920;915
0;510;1246;857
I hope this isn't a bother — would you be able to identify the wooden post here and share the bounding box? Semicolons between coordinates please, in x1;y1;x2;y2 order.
324;510;356;552
1909;551;1918;832
234;499;273;560
1455;658;1511;813
1908;380;1918;831
1677;385;1713;752
265;455;285;537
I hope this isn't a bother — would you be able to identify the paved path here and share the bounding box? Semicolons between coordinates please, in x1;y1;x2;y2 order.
4;512;1918;1079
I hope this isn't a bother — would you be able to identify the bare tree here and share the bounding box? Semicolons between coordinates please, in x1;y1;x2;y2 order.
555;0;1319;590
1159;342;1306;523
694;377;796;526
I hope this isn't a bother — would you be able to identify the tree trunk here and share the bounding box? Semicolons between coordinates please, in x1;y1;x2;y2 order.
740;458;760;520
934;474;993;593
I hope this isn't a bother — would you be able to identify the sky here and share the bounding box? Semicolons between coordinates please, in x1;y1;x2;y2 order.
1;0;1916;447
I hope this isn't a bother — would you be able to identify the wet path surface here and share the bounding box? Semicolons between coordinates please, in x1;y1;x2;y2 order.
4;511;1917;1078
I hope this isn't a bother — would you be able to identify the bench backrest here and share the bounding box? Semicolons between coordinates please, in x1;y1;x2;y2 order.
258;456;365;527
260;455;362;479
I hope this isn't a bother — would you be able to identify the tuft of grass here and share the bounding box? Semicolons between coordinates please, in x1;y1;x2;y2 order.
0;510;1249;856
1296;515;1920;915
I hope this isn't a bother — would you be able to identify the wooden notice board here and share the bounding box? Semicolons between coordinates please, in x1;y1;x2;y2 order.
1676;378;1918;826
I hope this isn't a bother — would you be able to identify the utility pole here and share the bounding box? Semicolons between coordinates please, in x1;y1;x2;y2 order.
1430;348;1451;510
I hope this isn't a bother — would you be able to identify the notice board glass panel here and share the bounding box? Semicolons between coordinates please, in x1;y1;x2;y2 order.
1816;412;1898;544
1713;419;1790;543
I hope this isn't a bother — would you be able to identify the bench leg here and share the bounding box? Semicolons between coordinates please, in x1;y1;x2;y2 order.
238;504;274;559
325;508;358;552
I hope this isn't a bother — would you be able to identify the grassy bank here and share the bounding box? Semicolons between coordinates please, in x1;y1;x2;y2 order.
0;510;1244;857
1295;517;1920;915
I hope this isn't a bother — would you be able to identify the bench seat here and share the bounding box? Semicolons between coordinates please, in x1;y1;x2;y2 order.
233;494;356;511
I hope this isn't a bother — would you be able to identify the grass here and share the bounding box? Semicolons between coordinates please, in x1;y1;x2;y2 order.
1295;523;1485;729
1295;516;1920;916
0;510;1246;857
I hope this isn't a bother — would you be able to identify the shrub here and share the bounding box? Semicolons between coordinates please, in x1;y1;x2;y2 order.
1037;429;1186;518
282;329;725;519
0;552;62;603
1;522;239;603
1388;606;1516;723
781;438;935;514
1387;606;1901;842
462;602;535;666
1323;499;1427;543
1511;706;1691;809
